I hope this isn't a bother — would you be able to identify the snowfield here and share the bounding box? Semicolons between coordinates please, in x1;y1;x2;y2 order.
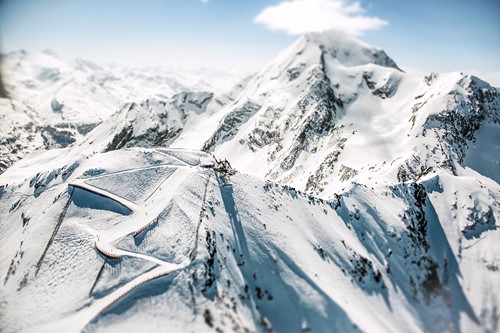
0;31;499;333
0;147;498;332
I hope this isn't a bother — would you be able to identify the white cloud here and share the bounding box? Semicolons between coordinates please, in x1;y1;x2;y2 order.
200;0;209;3
254;0;388;36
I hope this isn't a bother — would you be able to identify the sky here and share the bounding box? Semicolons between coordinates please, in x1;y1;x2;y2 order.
0;0;499;77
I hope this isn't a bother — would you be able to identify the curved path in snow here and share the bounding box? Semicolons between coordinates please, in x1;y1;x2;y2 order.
65;157;213;328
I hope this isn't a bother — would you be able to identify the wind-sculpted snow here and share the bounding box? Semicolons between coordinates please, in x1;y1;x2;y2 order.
303;30;402;70
0;147;498;333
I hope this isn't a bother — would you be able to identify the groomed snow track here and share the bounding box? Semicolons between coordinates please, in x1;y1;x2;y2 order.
63;149;216;328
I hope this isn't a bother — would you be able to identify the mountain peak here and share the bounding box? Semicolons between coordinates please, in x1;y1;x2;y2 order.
302;30;401;70
41;49;59;58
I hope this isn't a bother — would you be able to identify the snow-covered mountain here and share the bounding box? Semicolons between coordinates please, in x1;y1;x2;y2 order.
0;50;246;173
75;31;499;194
1;31;499;332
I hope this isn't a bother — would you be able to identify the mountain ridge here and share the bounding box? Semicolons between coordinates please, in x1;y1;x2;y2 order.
0;50;247;173
0;31;499;333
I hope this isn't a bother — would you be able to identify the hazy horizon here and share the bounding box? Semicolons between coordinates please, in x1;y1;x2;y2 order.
1;0;499;76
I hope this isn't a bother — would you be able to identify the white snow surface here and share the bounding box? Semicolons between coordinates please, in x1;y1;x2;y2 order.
1;31;499;333
0;147;498;333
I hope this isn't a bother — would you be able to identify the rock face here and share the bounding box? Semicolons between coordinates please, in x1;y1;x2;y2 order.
0;98;97;173
0;31;499;333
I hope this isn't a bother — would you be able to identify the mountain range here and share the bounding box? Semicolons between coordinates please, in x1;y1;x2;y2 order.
0;31;499;333
0;50;246;173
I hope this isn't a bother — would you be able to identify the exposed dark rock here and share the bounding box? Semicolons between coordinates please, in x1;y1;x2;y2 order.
50;98;64;113
372;75;400;99
104;125;134;152
203;101;261;152
423;76;500;165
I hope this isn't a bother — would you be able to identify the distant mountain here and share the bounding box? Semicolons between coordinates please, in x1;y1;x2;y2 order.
0;50;247;173
0;31;499;333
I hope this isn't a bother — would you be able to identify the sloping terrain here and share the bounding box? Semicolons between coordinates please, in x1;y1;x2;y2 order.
0;147;498;333
173;32;499;196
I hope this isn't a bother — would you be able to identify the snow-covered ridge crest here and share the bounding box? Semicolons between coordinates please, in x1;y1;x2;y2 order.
37;30;498;198
301;29;402;70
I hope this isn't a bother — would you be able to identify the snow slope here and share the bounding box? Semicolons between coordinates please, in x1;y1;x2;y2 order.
171;31;499;197
2;50;245;124
0;147;498;332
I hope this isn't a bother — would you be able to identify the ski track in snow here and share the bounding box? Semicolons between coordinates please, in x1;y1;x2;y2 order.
61;160;213;330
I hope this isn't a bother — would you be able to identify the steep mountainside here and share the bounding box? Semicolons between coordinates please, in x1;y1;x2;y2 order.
0;31;499;333
72;32;499;197
171;32;499;196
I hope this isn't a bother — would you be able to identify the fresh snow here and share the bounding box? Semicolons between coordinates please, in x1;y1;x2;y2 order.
0;31;499;333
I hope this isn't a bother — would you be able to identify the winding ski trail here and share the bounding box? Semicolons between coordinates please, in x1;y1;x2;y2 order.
60;156;214;331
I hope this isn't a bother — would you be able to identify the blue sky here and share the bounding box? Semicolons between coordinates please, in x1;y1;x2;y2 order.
1;0;499;74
